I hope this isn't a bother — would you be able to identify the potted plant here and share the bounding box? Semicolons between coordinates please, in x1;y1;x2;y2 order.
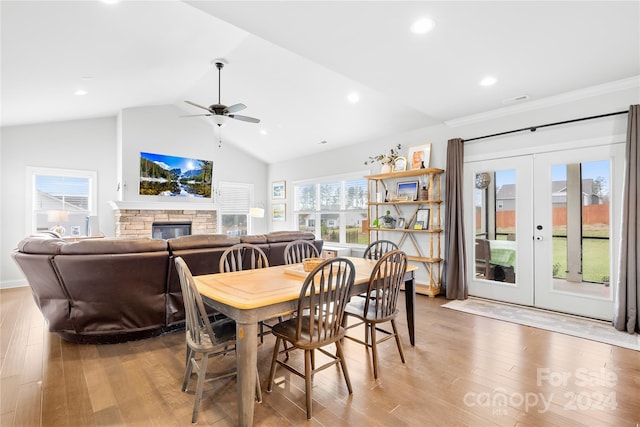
364;144;402;173
378;210;396;229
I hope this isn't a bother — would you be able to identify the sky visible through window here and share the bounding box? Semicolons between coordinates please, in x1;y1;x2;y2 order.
36;175;89;196
493;160;609;194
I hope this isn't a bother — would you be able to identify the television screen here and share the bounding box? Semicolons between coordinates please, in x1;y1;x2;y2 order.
139;152;213;198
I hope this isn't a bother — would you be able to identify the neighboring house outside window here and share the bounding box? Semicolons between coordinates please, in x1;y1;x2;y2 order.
219;181;253;236
293;174;368;246
27;167;97;236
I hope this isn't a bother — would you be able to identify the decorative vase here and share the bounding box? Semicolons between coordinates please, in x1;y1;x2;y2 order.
381;163;392;174
419;186;429;201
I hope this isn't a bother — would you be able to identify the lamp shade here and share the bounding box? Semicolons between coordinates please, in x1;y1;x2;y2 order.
47;210;69;223
250;207;265;218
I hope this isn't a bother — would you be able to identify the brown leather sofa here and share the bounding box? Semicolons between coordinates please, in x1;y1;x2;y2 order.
12;231;322;344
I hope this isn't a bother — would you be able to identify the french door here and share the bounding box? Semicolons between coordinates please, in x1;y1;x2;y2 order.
465;143;624;320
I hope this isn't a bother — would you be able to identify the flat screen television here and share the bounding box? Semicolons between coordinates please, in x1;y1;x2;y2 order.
139;151;212;198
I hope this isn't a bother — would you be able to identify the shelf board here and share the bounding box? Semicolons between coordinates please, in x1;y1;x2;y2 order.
366;227;442;233
415;283;441;297
368;200;442;205
407;255;442;263
365;168;444;180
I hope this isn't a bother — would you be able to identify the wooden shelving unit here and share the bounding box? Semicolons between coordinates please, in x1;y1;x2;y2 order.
365;167;444;296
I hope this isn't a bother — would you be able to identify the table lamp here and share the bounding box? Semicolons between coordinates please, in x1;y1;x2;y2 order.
249;207;265;218
48;210;69;236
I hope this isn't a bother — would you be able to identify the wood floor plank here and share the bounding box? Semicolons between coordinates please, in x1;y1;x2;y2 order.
2;286;639;426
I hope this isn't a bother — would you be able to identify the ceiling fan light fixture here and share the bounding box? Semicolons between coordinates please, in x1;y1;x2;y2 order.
211;115;229;127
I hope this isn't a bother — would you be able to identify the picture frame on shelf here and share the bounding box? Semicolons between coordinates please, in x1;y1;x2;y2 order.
396;217;406;229
272;203;286;221
70;226;81;237
396;180;419;201
272;181;286;199
416;208;431;230
392;156;407;172
407;143;432;170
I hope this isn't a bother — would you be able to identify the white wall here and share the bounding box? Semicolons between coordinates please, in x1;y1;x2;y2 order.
1;117;118;288
1;105;269;288
117;105;268;211
3;87;637;288
268;86;639;285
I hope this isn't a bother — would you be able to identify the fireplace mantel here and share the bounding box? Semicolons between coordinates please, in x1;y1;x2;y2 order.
109;200;217;211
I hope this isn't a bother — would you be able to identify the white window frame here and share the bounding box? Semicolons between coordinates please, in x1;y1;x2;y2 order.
293;172;368;247
25;166;98;236
218;181;254;235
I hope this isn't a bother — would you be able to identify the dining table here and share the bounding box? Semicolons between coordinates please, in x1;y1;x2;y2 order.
194;256;417;426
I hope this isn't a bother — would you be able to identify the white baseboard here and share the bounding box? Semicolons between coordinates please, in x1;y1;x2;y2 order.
1;279;28;290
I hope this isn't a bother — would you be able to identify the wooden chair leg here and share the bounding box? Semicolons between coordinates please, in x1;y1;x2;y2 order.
255;370;263;403
304;349;313;420
310;348;315;370
335;341;353;394
182;348;194;392
267;337;282;393
370;324;379;380
192;353;209;424
391;319;406;363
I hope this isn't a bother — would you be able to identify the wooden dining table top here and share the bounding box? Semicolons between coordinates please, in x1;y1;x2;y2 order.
194;256;416;310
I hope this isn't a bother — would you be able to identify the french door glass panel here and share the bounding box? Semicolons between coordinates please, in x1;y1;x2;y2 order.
467;144;623;320
533;145;623;320
466;156;534;306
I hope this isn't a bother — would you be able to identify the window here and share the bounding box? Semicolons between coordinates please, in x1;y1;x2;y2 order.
294;174;368;246
219;182;253;236
27;167;97;236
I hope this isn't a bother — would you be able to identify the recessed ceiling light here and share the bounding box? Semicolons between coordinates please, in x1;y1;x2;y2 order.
74;89;88;96
347;92;360;104
411;18;435;35
479;76;497;87
260;129;268;135
101;0;120;4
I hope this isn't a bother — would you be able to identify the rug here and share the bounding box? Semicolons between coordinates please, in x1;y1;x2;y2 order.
442;298;639;351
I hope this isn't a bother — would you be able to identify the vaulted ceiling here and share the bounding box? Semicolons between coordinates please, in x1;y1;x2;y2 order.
2;1;638;163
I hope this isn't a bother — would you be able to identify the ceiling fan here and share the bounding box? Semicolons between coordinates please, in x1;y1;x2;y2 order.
183;60;260;126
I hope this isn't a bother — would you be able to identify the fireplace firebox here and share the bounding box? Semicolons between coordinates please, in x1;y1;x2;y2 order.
152;222;191;239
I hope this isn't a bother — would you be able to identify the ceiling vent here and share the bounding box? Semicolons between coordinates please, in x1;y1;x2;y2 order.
502;95;530;105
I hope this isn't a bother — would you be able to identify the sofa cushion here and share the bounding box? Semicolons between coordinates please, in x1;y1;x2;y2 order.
240;234;267;244
167;234;240;251
266;231;316;243
59;238;167;255
17;234;66;255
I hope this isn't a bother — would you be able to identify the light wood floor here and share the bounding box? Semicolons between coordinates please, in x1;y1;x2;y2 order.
1;286;638;426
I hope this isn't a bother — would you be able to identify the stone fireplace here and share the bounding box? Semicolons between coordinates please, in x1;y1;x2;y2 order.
109;201;217;238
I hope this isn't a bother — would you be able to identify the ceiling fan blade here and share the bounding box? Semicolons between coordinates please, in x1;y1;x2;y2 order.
184;100;212;112
180;114;212;117
226;103;246;114
228;114;260;124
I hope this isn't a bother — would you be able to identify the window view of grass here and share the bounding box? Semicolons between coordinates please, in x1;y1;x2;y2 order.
553;224;610;284
497;224;610;284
